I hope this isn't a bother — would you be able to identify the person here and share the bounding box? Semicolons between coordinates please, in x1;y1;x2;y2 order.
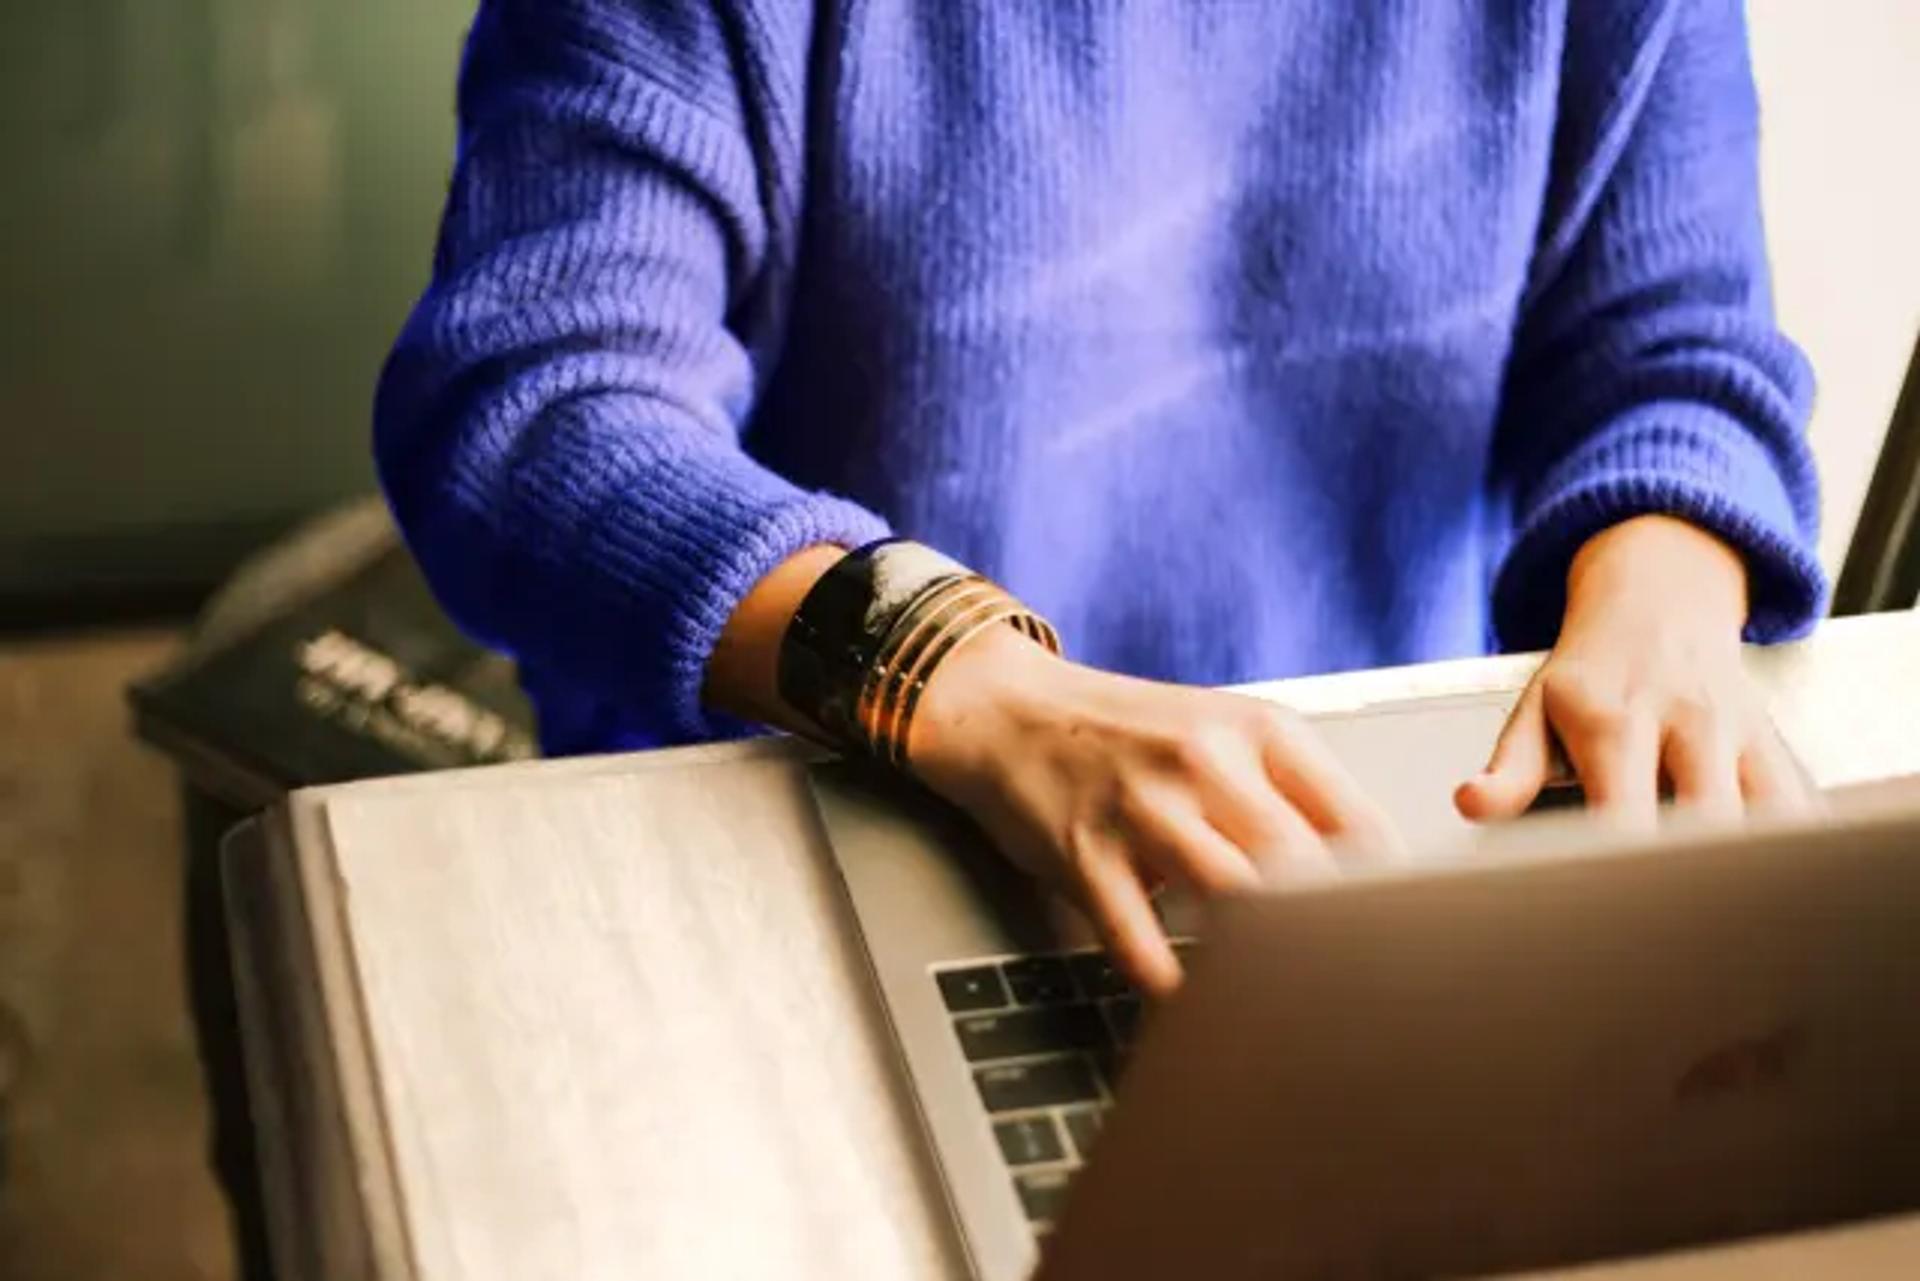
375;0;1825;995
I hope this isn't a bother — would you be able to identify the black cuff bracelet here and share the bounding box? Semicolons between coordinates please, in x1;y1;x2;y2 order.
776;539;1059;759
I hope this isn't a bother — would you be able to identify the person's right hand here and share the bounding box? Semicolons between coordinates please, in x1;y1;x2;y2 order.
908;626;1403;995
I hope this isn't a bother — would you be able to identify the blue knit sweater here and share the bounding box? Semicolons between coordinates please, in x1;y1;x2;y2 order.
376;0;1824;754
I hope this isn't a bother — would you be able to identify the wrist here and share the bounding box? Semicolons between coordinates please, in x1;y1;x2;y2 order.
908;622;1067;786
771;538;1062;763
1565;514;1748;635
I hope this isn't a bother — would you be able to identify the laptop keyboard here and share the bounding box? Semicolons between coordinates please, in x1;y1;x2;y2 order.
920;777;1595;1235
933;944;1190;1234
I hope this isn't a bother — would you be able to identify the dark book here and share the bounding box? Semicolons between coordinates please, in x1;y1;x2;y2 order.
130;505;537;810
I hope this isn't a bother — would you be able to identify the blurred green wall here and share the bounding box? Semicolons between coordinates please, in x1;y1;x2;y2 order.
0;0;474;615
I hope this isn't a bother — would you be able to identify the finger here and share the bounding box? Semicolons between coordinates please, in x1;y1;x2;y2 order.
1740;728;1819;817
1191;749;1343;879
1213;790;1340;883
1122;789;1266;896
1075;843;1182;996
1661;711;1742;821
1258;723;1406;861
1455;680;1552;822
1561;699;1661;830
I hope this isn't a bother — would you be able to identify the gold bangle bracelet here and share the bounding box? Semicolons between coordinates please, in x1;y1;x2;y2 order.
860;576;994;716
883;600;1031;767
876;587;1061;767
777;538;1060;762
857;577;1001;752
873;593;1024;763
857;572;973;702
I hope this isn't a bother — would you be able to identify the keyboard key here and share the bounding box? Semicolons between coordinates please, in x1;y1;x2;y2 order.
937;965;1011;1012
1068;951;1130;999
1015;1169;1075;1223
975;1056;1100;1112
1092;1046;1126;1093
1103;996;1142;1044
1002;956;1077;1005
1062;1107;1105;1159
994;1115;1066;1166
955;1004;1106;1062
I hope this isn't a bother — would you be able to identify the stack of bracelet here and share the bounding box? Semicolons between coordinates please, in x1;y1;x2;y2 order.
858;572;1061;764
777;539;1062;766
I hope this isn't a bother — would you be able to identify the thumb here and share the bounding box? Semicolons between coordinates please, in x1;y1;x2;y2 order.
1456;682;1551;821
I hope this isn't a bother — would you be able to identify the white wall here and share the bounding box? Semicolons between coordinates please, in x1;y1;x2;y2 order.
1749;0;1920;577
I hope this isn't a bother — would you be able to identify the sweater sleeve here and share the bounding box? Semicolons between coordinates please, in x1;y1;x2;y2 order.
373;0;888;745
1489;0;1825;650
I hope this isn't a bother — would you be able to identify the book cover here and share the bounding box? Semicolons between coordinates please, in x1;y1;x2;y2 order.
131;539;537;809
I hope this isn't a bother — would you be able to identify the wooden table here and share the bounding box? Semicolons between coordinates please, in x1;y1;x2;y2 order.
223;613;1920;1281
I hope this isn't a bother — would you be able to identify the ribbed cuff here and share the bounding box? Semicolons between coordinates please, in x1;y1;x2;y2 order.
614;478;888;742
662;490;891;743
502;426;891;745
1493;412;1827;651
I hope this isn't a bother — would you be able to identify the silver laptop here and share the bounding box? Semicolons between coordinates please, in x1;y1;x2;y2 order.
806;693;1920;1279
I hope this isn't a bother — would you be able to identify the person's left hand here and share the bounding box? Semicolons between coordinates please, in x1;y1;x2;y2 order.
1456;514;1814;827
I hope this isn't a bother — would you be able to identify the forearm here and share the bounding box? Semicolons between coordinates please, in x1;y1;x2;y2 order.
1491;0;1822;651
702;544;848;733
379;3;897;745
